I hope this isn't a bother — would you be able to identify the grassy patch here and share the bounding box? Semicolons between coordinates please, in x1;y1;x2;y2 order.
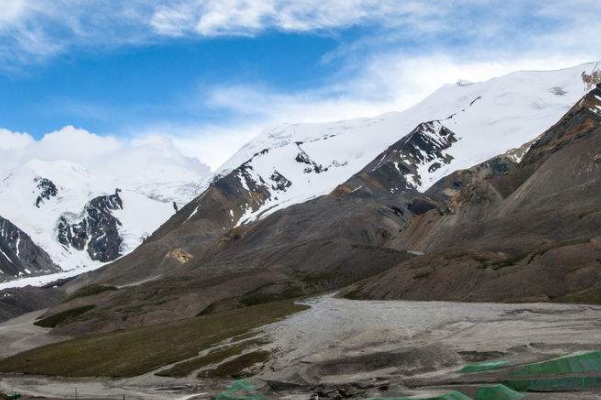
240;285;305;307
0;300;307;378
156;339;266;377
413;270;432;279
553;287;601;305
64;284;117;302
33;305;96;328
199;350;271;379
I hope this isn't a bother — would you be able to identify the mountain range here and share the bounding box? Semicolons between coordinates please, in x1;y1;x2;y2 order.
0;62;601;400
13;61;594;337
0;63;593;293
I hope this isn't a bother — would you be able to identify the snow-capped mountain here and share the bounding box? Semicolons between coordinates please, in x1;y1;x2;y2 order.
206;62;595;226
0;157;208;286
2;62;596;288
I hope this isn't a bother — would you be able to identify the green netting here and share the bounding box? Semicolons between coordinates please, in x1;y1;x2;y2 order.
474;384;524;400
461;360;508;374
367;391;473;400
215;379;266;400
511;351;601;377
505;376;601;392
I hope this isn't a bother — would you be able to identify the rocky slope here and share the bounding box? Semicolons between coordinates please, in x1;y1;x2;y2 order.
57;189;124;263
0;215;58;279
0;285;63;322
341;84;601;303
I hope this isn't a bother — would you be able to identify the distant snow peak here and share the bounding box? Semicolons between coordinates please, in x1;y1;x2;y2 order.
0;157;195;285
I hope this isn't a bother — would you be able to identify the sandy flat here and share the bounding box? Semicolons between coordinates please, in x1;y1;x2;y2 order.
0;309;70;359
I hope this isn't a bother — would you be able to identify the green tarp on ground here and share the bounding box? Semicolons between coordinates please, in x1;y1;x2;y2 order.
505;376;601;392
474;384;524;400
215;380;266;400
461;360;508;374
367;391;473;400
511;351;601;377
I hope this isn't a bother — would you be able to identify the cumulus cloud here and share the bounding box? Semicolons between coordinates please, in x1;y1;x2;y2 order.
163;124;265;171
0;128;33;150
0;126;210;181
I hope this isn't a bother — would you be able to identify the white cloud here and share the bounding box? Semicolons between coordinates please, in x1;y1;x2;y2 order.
0;126;210;181
33;125;121;164
150;0;441;37
0;128;33;150
131;122;263;170
1;0;599;67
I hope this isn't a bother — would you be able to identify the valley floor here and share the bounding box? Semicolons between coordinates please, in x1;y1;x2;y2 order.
0;310;68;359
2;296;601;399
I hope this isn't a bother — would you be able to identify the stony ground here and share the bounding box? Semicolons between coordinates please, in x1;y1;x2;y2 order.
263;295;601;383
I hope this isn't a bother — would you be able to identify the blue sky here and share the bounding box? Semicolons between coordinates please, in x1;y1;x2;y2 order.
0;33;340;135
0;0;600;169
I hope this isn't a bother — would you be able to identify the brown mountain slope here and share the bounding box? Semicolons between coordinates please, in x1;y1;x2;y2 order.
341;86;601;303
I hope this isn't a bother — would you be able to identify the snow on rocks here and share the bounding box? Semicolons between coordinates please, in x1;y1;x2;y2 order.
0;159;204;286
215;62;596;225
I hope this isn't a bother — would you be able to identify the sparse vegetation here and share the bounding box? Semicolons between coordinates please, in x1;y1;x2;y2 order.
554;287;601;305
156;339;266;377
33;305;96;328
63;284;117;302
0;300;308;377
240;284;305;306
413;270;432;279
199;350;271;379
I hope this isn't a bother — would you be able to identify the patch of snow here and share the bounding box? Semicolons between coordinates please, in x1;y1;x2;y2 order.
14;233;20;258
0;248;11;263
0;262;103;290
